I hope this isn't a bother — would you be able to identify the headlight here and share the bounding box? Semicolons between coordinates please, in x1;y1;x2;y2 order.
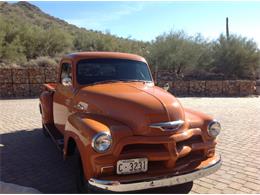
92;132;112;153
207;120;221;138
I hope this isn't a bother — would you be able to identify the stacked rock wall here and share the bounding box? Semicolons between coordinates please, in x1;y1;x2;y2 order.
157;80;256;97
156;70;256;96
0;67;57;98
0;68;257;98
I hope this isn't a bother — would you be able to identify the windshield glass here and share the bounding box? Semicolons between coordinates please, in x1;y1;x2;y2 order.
77;58;152;85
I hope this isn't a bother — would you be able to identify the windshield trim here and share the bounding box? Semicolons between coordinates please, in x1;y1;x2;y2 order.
88;79;154;86
76;58;153;86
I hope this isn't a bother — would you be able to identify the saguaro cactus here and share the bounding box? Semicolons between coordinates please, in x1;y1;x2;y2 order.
226;17;229;39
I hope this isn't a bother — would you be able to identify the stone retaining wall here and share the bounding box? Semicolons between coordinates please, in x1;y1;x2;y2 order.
157;80;256;97
0;67;57;98
0;68;256;98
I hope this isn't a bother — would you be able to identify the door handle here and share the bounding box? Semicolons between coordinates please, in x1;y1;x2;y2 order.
74;102;88;111
74;103;84;110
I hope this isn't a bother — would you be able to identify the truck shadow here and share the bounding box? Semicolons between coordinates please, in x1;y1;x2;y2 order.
0;129;192;194
0;129;77;193
127;182;193;194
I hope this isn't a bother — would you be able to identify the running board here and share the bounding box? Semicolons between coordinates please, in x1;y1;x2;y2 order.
43;124;64;151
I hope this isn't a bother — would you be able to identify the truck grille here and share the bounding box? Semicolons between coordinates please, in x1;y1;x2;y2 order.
95;128;215;178
176;150;205;168
121;144;167;154
118;128;208;171
176;135;203;149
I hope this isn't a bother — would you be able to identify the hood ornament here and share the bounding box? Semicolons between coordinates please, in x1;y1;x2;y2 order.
150;120;184;131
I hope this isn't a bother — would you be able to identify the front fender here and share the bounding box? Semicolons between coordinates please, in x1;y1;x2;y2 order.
184;108;217;141
63;112;132;179
184;108;213;129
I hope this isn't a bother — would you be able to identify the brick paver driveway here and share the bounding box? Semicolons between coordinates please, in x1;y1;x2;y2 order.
1;98;260;193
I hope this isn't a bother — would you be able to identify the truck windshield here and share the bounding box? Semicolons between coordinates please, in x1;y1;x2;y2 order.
77;58;153;85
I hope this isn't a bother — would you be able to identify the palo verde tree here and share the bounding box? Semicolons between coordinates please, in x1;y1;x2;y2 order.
148;31;212;79
211;34;260;79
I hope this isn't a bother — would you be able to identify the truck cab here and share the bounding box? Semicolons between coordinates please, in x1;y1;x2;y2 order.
39;52;221;193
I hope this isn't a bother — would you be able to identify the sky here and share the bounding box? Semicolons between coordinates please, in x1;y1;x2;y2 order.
29;1;260;46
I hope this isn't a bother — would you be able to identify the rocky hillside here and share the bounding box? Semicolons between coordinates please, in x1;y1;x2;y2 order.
0;2;259;79
0;1;148;67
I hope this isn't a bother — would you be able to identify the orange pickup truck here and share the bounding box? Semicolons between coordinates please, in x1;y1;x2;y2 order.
39;52;221;193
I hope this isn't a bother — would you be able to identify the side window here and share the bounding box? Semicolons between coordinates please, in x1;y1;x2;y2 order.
60;63;72;86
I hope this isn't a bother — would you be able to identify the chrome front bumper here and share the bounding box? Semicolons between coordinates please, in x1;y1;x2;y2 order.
88;154;222;192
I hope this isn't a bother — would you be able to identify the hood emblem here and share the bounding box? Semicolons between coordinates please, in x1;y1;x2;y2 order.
150;120;184;131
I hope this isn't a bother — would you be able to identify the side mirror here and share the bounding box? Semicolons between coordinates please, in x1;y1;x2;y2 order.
163;82;170;91
62;77;72;86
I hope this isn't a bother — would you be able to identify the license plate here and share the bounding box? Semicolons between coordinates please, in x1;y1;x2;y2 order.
116;158;148;175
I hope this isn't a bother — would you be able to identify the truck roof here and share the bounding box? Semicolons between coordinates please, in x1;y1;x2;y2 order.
63;52;147;63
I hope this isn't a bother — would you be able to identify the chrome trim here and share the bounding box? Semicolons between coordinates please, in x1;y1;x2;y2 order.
101;166;114;174
150;120;184;131
91;132;112;153
163;82;170;91
74;103;84;110
61;77;72;86
89;154;221;192
74;102;88;111
207;119;221;137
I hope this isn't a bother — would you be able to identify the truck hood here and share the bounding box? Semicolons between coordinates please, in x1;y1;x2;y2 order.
76;82;185;136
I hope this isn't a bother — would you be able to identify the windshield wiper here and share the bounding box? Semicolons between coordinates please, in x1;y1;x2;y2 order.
91;80;123;85
90;79;153;85
123;80;153;83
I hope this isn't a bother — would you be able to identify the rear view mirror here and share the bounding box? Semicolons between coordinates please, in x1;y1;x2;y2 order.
62;77;72;86
163;82;170;91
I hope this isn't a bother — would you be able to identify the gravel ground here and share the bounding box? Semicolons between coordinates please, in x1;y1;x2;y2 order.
0;97;260;193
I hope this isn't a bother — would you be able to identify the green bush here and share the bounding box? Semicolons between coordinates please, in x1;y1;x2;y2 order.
1;1;259;80
148;31;260;80
0;16;73;64
27;56;57;67
211;34;260;79
148;31;213;79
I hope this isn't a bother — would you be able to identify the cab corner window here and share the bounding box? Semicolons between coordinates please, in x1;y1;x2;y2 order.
60;63;72;86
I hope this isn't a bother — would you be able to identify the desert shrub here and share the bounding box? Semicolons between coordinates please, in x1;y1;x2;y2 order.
0;16;73;64
2;37;27;64
148;31;212;79
27;56;57;67
0;16;25;63
211;34;260;79
39;27;73;57
147;31;260;80
1;2;259;80
73;30;149;56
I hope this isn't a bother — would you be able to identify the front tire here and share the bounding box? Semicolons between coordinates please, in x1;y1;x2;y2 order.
42;124;50;137
76;152;89;193
75;149;193;194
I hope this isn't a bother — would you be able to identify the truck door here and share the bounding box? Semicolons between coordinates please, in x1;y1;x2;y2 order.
53;62;74;133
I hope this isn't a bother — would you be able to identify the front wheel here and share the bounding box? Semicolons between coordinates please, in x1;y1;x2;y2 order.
42;124;50;137
76;153;89;193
